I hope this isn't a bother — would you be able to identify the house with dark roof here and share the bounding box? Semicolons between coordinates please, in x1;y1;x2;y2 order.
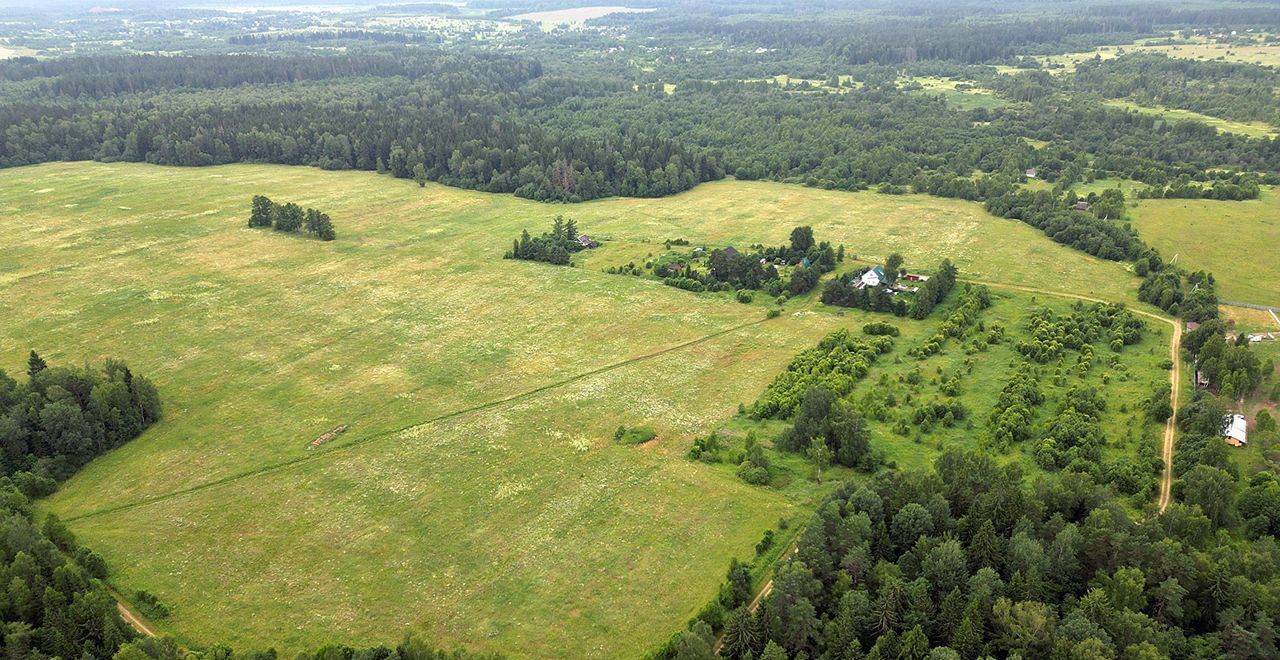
576;235;599;249
722;246;740;258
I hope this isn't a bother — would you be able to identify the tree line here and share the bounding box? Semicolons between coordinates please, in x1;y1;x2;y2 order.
249;196;335;240
0;353;161;492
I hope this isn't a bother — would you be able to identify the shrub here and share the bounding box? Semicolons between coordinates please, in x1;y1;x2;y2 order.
613;425;657;445
736;290;754;303
862;322;901;336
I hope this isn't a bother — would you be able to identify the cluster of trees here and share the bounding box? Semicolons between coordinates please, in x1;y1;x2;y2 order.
1015;303;1148;363
248;196;335;240
984;190;1146;262
777;385;879;472
1183;319;1268;399
0;353;161;487
658;227;839;297
1138;269;1219;322
751;330;894;420
504;215;588;265
908;286;992;360
1137;175;1261;202
1033;386;1109;470
989;364;1046;448
670;444;1280;660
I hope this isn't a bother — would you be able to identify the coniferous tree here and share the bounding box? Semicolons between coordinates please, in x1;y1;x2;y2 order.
249;195;274;228
26;351;47;378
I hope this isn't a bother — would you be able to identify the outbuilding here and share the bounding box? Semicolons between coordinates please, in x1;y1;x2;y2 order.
1224;414;1248;447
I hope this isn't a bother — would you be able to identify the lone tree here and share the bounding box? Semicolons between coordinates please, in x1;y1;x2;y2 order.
413;163;428;188
27;351;47;377
249;195;274;227
790;225;815;253
886;252;904;279
807;436;832;483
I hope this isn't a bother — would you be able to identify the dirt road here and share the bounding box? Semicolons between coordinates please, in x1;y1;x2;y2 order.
115;598;156;637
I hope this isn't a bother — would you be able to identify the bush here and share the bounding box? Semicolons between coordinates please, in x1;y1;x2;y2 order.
613;425;657;445
766;308;782;319
862;322;900;336
736;290;754;303
134;591;170;619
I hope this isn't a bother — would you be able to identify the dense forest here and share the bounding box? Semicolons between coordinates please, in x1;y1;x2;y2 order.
0;354;160;491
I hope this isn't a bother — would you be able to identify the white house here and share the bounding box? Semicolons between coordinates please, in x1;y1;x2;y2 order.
1224;414;1248;447
859;265;887;288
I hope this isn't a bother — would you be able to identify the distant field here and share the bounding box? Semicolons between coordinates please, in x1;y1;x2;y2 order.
1132;188;1280;307
1040;36;1280;71
5;163;1153;655
510;6;652;27
1103;99;1278;138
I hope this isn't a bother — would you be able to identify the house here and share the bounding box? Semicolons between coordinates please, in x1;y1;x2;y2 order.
1025;168;1038;179
859;265;888;288
1185;321;1200;332
1195;369;1211;389
1224;413;1248;447
722;246;740;258
904;273;930;282
1073;201;1090;212
576;235;599;249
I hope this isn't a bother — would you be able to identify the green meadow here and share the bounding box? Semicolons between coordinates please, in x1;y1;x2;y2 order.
0;162;1159;656
1132;187;1280;307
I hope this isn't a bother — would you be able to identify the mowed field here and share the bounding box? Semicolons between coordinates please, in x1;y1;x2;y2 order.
3;163;1141;656
1132;188;1280;307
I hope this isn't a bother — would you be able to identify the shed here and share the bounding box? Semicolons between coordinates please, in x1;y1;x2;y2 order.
1025;168;1038;179
1073;201;1090;212
723;246;740;258
1224;414;1248;447
577;235;599;249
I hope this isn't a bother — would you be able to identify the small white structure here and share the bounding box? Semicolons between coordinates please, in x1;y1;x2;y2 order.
1224;414;1248;447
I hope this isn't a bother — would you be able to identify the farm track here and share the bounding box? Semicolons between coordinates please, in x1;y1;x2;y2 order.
112;592;156;638
65;316;771;523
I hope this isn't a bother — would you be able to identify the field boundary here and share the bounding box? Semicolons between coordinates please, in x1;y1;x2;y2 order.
64;316;772;523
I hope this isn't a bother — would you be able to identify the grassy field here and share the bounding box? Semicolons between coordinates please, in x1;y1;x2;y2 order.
2;162;1155;656
904;76;1011;111
1103;99;1278;138
1131;187;1280;307
1038;36;1280;72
